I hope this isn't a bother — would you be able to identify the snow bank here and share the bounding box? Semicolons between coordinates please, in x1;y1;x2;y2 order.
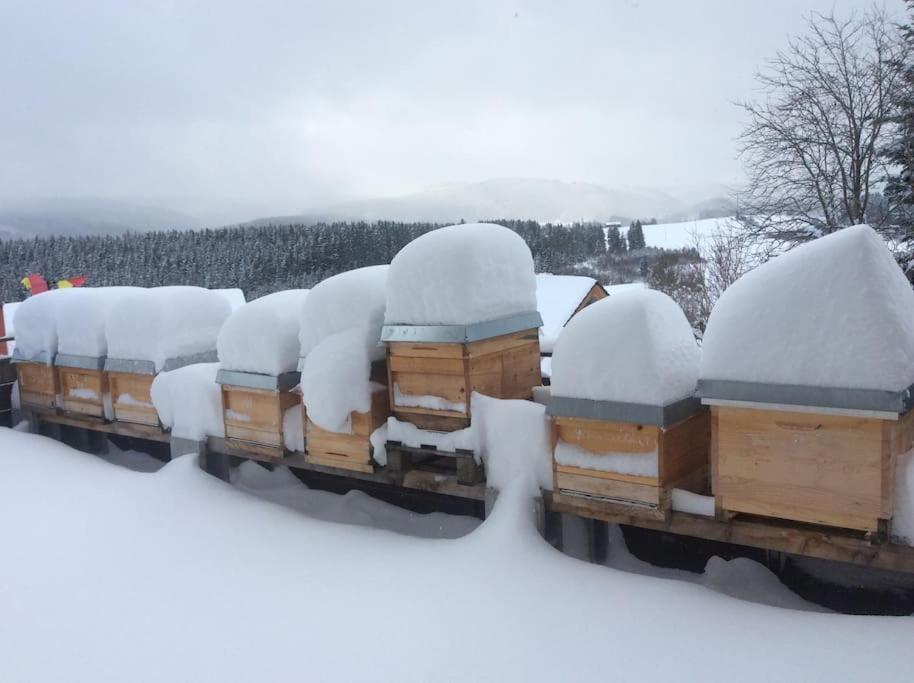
11;289;77;361
701;225;914;391
385;223;537;325
551;290;699;405
299;267;388;433
150;363;224;440
536;274;599;353
106;286;231;370
56;287;141;358
472;393;552;492
555;442;658;477
217;290;308;376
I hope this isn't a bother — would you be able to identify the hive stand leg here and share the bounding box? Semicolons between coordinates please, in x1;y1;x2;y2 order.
200;450;232;482
27;411;42;434
544;509;564;550
456;455;481;486
587;519;609;564
386;443;409;476
170;436;206;462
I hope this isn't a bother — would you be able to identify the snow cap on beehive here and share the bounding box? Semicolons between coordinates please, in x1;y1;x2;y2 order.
56;287;143;358
217;289;309;376
385;223;537;326
12;288;78;361
298;266;389;432
550;289;700;405
105;286;231;371
701;225;914;392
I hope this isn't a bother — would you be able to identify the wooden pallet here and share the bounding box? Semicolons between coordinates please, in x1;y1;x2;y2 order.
57;366;108;418
387;328;541;431
305;388;389;474
385;441;483;486
552;411;710;521
712;405;914;534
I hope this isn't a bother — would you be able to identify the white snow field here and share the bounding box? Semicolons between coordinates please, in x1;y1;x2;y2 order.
551;289;700;405
217;289;309;376
702;225;914;391
3;427;914;683
385;222;537;325
622;217;738;251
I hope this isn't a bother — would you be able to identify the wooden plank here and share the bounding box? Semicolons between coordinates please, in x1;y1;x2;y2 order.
555;469;661;506
554;463;658;487
658;410;710;483
388;355;466;376
387;341;464;359
547;490;914;574
715;406;888;532
305;451;375;474
221;385;300;449
554;416;658;455
16;362;58;408
35;410;169;442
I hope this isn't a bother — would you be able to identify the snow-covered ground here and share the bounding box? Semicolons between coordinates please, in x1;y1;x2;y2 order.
2;426;913;682
621;217;738;251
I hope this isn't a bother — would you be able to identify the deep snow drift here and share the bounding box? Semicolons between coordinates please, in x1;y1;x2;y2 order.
217;289;309;376
1;427;912;683
550;289;700;405
385;223;537;325
150;363;225;440
11;288;76;360
55;287;141;358
701;225;914;391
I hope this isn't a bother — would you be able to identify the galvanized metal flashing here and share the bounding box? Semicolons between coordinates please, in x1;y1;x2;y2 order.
161;350;219;372
546;395;703;427
381;311;543;344
697;379;914;415
11;348;53;365
54;353;106;370
105;350;219;375
215;369;300;392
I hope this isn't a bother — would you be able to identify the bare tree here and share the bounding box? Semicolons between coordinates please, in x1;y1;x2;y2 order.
736;7;904;246
690;225;762;329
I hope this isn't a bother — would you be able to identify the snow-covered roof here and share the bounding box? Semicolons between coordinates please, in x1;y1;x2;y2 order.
701;225;914;392
551;289;699;406
105;286;231;371
536;274;602;354
385;223;537;326
55;287;142;359
217;289;308;376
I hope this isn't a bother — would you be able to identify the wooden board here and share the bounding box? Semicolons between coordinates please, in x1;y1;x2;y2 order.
387;328;541;431
16;362;58;409
305;389;389;474
222;385;299;449
33;408;170;442
57;367;107;418
713;405;901;533
108;372;159;426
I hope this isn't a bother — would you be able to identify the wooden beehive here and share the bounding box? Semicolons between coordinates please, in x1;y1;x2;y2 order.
108;371;159;425
306;387;390;473
386;326;542;432
711;404;914;533
14;360;58;410
218;370;301;452
57;365;108;418
551;407;710;520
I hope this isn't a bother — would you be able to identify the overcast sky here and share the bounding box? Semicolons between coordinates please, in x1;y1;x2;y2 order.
0;0;898;218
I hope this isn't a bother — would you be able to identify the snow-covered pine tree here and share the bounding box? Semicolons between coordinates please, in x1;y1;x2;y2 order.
628;220;646;250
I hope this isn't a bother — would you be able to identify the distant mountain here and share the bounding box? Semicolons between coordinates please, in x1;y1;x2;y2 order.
244;178;731;227
0;198;201;239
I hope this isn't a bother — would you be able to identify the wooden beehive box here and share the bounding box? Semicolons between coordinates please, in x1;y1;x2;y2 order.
55;355;108;418
217;369;301;452
306;386;390;473
550;397;710;520
107;370;158;425
701;381;914;534
383;314;543;432
13;357;58;411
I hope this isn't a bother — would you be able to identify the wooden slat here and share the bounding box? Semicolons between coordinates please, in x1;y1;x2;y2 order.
658;411;711;483
16;362;58;408
555;469;662;506
109;372;159;426
555;464;658;487
34;409;170;442
57;367;107;417
554;416;658;455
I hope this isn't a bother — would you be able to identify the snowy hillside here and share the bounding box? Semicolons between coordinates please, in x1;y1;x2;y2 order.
622;217;740;251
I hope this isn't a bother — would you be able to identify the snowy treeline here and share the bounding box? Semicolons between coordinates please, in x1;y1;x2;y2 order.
0;220;606;303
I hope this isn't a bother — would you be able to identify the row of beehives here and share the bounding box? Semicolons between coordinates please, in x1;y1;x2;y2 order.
14;223;914;540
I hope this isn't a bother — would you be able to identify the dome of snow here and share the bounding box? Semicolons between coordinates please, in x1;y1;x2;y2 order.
217;290;309;376
106;286;231;370
56;287;142;358
12;288;78;360
299;266;388;359
701;225;914;392
550;290;700;405
385;223;537;325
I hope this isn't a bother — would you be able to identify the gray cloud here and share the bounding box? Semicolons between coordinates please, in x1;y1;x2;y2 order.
0;0;894;221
